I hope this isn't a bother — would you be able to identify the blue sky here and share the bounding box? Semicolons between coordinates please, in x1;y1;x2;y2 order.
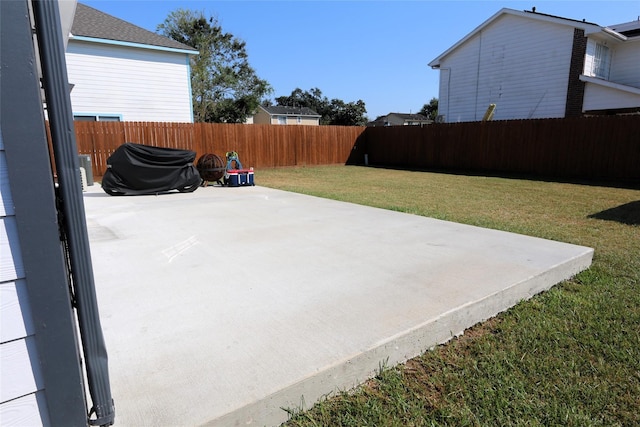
81;0;639;120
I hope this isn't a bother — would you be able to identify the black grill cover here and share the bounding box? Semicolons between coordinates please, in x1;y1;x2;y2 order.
101;143;202;195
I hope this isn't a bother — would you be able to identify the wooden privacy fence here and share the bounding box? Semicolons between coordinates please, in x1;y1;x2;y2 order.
359;116;640;183
71;122;365;178
47;116;638;183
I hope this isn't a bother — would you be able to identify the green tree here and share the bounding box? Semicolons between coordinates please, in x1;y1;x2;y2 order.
274;88;368;126
158;9;272;123
419;97;439;121
327;99;368;126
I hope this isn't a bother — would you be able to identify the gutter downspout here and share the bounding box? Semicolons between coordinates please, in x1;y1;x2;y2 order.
474;31;483;121
32;1;115;425
429;62;451;122
441;67;452;122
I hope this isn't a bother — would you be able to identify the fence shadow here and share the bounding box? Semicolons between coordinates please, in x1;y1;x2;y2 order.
363;165;640;190
588;201;640;225
346;131;367;166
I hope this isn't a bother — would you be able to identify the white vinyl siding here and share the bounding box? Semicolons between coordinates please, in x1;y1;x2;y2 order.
0;392;50;426
296;116;320;125
582;33;640;112
437;68;451;122
251;106;320;125
0;131;48;426
608;40;640;89
66;41;193;122
438;14;574;122
582;79;640;111
438;35;481;122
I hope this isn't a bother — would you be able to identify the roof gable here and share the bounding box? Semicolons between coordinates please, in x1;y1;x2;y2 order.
71;3;196;52
429;8;609;67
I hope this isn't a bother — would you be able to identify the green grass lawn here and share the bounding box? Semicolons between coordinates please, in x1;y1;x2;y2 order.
257;165;640;427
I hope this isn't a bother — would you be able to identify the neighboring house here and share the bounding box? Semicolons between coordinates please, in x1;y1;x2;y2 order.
428;8;640;122
66;3;198;122
252;105;321;125
367;113;432;127
582;19;640;114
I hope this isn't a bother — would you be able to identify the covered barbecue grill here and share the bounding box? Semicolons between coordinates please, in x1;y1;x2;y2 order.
101;142;202;195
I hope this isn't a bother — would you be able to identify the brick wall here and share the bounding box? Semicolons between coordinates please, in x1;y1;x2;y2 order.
565;28;587;117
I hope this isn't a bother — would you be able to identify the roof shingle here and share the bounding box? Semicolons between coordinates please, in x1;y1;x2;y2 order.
72;3;196;52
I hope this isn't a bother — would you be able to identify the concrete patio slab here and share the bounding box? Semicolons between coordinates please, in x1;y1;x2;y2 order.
82;184;593;427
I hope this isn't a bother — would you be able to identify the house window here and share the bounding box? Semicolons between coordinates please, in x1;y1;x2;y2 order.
592;43;611;79
74;114;121;122
277;115;287;125
98;116;121;122
296;116;302;124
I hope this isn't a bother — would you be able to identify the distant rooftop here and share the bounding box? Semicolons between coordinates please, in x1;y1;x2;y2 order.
71;3;197;52
608;19;640;38
387;113;430;121
367;112;431;127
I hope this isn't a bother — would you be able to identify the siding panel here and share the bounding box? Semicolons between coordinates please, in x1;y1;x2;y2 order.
0;217;24;283
1;127;43;425
439;14;575;122
0;151;13;216
0;337;44;403
583;82;640;110
66;41;192;122
442;35;481;122
609;41;640;88
3;1;92;421
0;280;34;343
477;15;574;120
0;392;50;427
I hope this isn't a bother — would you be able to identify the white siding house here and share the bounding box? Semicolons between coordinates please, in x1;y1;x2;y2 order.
429;8;640;122
67;3;197;123
580;20;640;114
252;105;322;125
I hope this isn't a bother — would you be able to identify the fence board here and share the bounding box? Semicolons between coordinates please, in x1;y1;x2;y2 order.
363;116;639;183
67;122;366;177
44;117;639;184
